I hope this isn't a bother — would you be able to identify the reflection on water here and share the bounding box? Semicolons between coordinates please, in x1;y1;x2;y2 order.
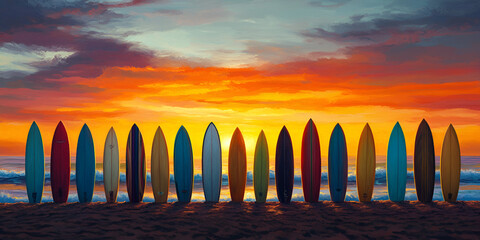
1;156;480;202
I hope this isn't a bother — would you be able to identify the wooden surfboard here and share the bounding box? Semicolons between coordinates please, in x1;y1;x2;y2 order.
50;121;70;203
301;119;321;203
414;119;435;203
387;122;407;202
328;123;348;203
25;121;45;203
126;124;146;203
103;127;119;203
276;126;294;203
254;130;269;203
202;122;222;202
152;126;169;203
76;124;95;203
356;123;376;202
440;124;461;202
228;128;246;202
174;126;194;203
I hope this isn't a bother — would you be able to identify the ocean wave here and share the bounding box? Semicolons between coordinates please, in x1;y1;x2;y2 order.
2;189;480;203
1;168;480;186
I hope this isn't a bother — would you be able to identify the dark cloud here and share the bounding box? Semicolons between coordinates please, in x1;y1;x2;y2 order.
304;0;480;44
0;0;156;90
0;0;80;32
309;0;351;8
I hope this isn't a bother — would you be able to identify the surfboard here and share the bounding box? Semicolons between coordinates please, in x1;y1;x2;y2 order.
228;128;246;202
126;124;146;203
25;121;44;203
174;126;194;203
328;123;348;203
301;119;321;203
440;124;461;202
103;127;119;203
356;123;376;202
414;119;435;203
202;122;222;202
254;130;269;203
387;122;407;202
76;124;95;203
50;121;71;203
276;126;294;203
151;126;169;203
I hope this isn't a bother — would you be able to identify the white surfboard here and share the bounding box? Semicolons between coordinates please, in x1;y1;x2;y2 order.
202;122;222;202
103;127;119;202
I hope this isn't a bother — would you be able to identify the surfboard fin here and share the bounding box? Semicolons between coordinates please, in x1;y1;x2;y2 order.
110;191;114;202
32;192;37;202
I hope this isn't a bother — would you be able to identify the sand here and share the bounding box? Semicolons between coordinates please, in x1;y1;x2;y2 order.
0;201;479;239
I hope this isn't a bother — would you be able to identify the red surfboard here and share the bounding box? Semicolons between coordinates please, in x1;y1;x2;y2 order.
51;121;71;203
301;119;322;202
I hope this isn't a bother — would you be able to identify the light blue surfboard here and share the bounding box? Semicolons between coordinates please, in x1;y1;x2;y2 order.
387;122;407;202
25;121;45;203
174;126;194;203
76;124;96;203
202;122;222;202
328;123;348;202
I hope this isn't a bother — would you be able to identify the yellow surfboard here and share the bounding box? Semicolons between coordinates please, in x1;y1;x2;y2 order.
440;124;461;202
356;123;376;202
228;128;247;202
151;126;169;203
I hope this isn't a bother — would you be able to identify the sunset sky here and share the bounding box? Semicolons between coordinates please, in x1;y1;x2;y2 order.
1;0;479;167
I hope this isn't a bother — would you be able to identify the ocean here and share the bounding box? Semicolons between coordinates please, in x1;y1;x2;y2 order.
1;156;479;203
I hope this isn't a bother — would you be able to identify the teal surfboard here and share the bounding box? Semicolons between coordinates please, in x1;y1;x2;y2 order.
328;123;348;202
174;126;194;202
387;122;407;201
76;124;96;203
25;121;45;203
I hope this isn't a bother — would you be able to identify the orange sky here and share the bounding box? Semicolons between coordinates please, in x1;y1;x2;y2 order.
1;64;479;169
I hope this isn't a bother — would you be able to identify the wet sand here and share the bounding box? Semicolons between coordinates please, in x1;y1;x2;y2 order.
0;201;479;239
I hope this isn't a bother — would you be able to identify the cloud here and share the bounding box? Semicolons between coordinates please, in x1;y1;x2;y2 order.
0;0;157;90
303;0;480;45
309;0;351;8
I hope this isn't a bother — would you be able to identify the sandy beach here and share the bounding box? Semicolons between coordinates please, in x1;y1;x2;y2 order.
0;201;478;239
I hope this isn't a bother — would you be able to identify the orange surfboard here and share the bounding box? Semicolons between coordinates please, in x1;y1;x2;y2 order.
228;128;247;202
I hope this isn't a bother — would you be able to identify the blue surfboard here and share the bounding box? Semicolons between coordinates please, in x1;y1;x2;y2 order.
174;126;194;202
76;124;96;203
202;122;222;202
328;123;348;202
25;121;45;203
387;122;407;202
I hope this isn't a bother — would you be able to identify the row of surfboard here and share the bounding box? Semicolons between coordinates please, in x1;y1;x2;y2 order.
25;119;460;204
